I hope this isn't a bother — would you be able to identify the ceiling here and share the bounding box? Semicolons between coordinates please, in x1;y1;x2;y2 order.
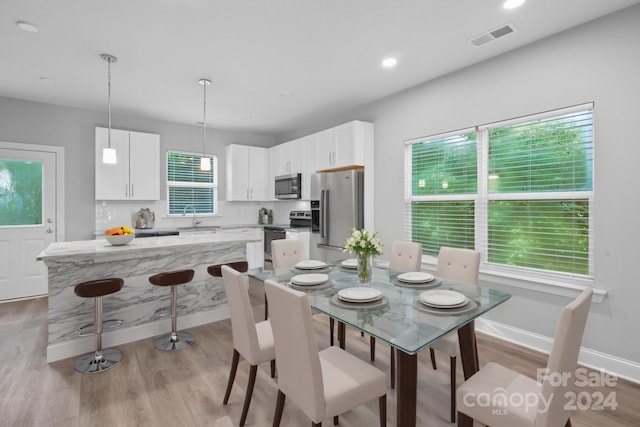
1;0;638;137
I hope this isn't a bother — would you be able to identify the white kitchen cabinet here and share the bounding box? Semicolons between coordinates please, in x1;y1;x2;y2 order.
285;229;310;260
95;127;160;200
226;144;267;201
314;120;372;171
270;139;305;176
269;138;307;199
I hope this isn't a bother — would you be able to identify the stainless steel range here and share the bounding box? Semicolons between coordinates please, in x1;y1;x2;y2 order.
263;211;312;263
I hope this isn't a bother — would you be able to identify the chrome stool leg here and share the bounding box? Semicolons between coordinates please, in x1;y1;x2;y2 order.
153;285;193;350
74;295;121;373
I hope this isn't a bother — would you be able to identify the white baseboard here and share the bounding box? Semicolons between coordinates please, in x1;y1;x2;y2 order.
47;306;231;363
476;318;640;384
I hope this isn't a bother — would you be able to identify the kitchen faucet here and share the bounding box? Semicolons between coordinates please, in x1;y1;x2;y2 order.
182;204;202;228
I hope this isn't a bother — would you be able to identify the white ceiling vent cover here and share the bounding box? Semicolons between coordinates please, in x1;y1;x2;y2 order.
469;23;516;46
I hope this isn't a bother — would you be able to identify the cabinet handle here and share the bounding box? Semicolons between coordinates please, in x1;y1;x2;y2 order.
125;184;128;197
250;188;253;199
131;184;134;198
329;152;332;165
246;188;249;199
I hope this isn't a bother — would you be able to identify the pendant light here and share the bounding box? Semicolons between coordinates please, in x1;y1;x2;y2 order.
199;78;212;171
101;53;118;164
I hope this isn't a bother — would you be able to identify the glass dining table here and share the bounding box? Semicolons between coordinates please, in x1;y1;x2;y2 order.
248;263;511;427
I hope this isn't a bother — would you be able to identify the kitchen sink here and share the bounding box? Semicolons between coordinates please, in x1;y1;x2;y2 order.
177;225;221;232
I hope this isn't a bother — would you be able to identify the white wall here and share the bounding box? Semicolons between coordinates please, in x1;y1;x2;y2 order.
278;5;640;376
0;97;275;240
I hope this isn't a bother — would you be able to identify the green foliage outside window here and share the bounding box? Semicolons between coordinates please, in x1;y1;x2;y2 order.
0;160;43;226
409;109;593;276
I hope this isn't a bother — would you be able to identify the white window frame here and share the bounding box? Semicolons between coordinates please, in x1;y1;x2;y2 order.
405;103;595;289
166;150;218;217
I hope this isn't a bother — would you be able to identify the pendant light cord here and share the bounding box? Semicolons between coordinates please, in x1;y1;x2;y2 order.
107;57;112;149
202;80;207;158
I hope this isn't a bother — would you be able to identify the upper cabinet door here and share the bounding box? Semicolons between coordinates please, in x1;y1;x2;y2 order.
249;146;267;200
226;144;251;201
226;144;268;201
95;127;160;200
315;129;334;170
333;122;358;169
95;127;130;200
128;131;160;200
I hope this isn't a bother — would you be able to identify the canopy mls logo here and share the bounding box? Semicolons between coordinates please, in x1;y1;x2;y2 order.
461;368;619;416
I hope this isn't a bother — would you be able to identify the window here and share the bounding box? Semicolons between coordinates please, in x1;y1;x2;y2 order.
405;104;594;279
167;151;217;216
0;160;43;226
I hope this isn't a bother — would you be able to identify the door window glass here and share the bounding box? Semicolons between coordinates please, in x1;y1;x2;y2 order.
0;160;43;226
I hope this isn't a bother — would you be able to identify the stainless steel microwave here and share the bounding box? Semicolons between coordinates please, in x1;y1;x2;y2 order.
275;173;301;199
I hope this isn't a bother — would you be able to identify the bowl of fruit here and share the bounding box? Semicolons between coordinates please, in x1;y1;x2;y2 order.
105;226;135;246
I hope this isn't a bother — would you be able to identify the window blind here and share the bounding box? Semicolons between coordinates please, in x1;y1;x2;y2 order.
405;130;477;256
167;151;217;215
405;104;594;279
482;108;593;276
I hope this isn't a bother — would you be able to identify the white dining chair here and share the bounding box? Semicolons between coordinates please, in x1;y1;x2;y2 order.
221;265;276;427
456;287;593;427
272;238;336;345
271;239;305;269
370;241;422;366
428;246;481;422
264;279;387;427
389;240;423;272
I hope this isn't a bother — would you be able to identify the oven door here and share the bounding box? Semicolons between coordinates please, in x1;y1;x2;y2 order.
263;227;286;261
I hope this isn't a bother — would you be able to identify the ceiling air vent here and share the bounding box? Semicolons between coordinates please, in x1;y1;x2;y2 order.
469;23;515;46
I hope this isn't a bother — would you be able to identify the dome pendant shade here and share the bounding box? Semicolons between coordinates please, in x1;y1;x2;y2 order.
102;147;117;164
200;156;211;171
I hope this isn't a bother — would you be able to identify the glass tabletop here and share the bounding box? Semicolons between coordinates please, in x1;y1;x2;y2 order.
249;263;511;355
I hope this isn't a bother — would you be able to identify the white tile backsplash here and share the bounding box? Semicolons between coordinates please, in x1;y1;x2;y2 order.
95;199;310;236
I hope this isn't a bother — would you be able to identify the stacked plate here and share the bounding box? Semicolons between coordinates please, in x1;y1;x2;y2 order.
418;290;468;308
338;287;383;303
291;273;329;286
397;271;435;284
340;259;358;269
295;260;329;270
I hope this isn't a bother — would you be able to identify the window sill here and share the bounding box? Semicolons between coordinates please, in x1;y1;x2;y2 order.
419;257;607;303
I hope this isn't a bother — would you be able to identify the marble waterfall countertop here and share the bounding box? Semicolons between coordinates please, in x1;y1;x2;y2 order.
38;233;257;362
37;231;259;262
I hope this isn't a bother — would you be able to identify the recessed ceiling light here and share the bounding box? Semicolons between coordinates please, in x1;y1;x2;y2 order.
503;0;525;9
382;57;398;69
16;21;40;33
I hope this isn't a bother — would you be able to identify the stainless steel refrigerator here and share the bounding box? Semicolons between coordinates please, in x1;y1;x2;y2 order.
310;170;364;262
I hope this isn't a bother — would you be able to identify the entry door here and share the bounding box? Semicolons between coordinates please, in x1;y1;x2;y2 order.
0;148;57;301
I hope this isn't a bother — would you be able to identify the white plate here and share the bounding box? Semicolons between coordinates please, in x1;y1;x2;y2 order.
397;272;435;284
341;259;358;269
419;290;468;308
291;273;329;286
295;260;329;270
338;287;383;303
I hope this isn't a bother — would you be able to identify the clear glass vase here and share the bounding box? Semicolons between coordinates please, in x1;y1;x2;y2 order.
357;252;372;283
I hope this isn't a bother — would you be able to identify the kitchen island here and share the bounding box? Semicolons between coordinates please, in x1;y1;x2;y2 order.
37;233;257;362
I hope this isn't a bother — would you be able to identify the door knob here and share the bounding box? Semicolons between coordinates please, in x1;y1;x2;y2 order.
47;218;54;223
46;228;54;233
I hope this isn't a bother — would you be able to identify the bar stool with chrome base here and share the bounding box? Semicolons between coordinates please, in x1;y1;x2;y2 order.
148;269;195;351
73;278;124;374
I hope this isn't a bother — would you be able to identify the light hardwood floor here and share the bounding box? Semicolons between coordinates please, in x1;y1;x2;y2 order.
1;281;638;427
